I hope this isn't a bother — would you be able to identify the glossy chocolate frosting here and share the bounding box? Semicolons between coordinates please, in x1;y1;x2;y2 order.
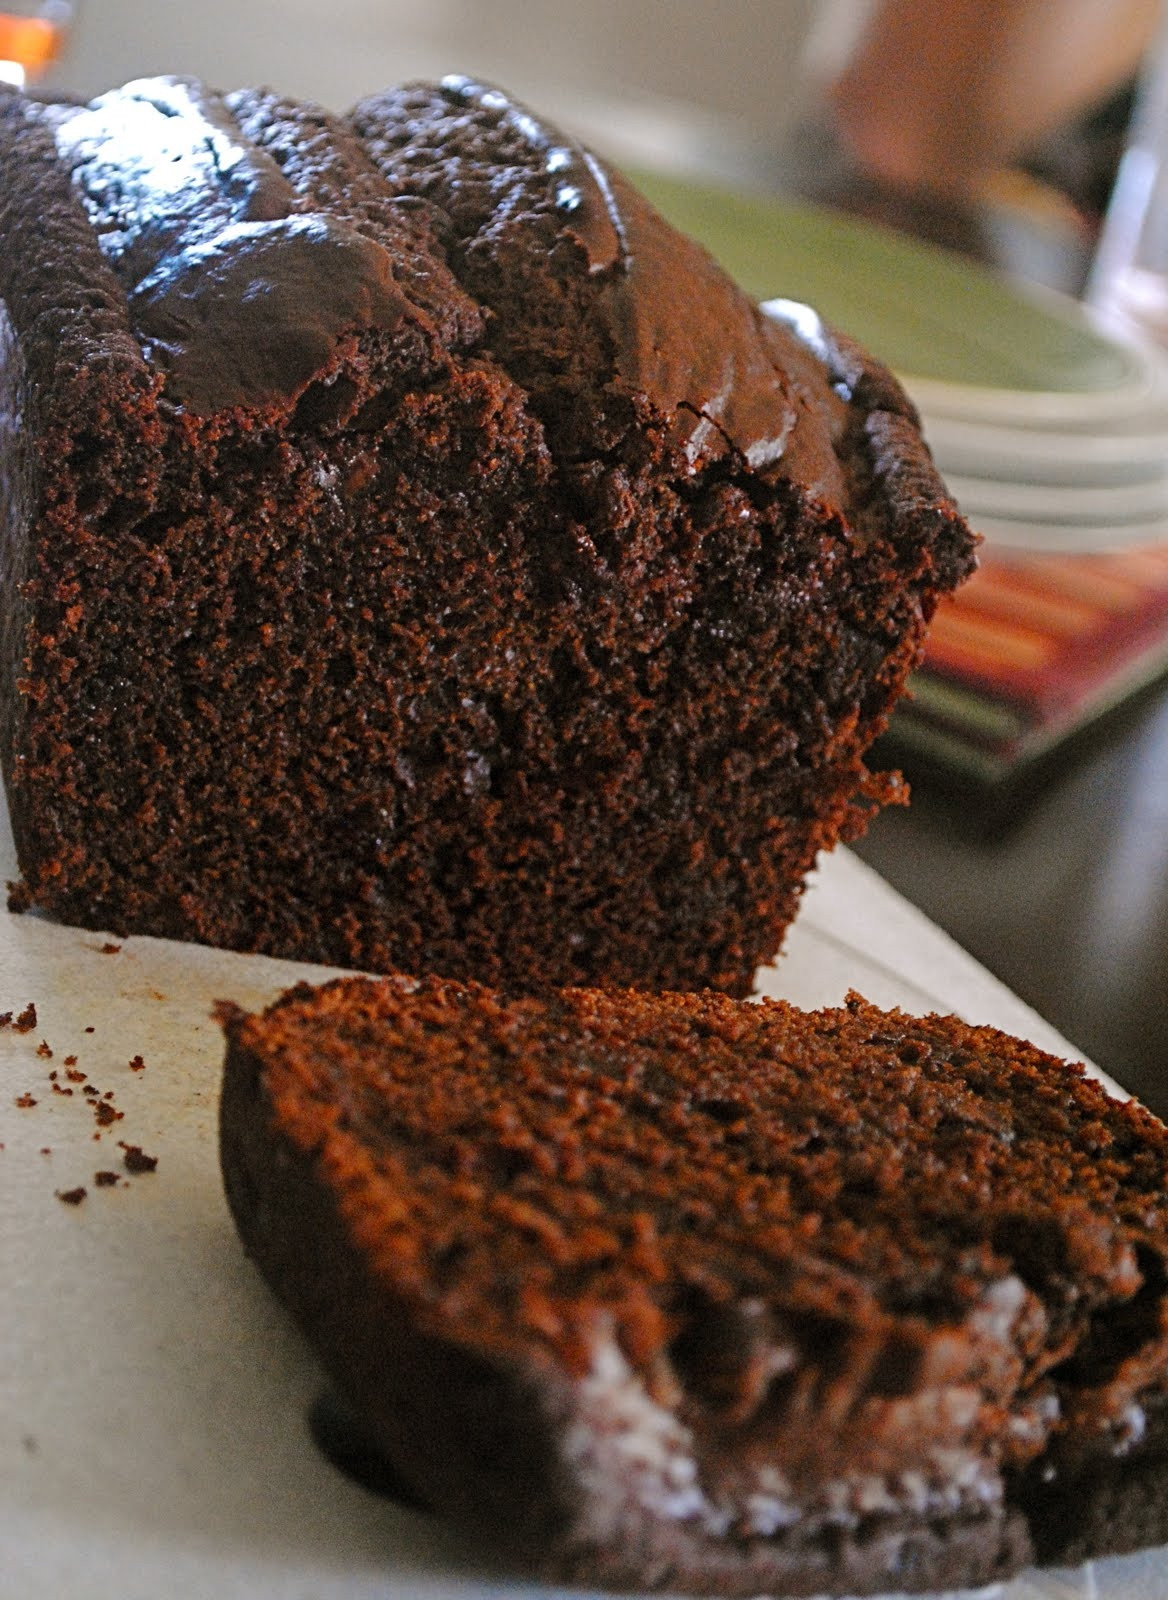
366;75;850;495
426;76;809;473
128;216;406;413
49;78;408;414
45;72;849;500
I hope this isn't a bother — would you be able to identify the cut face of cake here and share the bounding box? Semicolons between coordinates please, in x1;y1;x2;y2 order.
219;977;1168;1596
0;75;974;993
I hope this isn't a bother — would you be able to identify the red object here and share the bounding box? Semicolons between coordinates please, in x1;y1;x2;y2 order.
892;544;1168;779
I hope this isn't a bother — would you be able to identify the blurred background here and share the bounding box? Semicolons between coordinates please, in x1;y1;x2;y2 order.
21;0;1156;293
17;0;827;167
9;0;1168;1106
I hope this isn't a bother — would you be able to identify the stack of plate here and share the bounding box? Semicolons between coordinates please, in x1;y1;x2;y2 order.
634;171;1168;554
901;304;1168;553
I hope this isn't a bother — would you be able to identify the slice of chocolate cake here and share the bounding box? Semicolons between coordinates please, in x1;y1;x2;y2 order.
219;977;1168;1596
0;75;974;994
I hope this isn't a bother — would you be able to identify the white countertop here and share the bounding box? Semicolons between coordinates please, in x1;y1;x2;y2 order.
0;796;1160;1600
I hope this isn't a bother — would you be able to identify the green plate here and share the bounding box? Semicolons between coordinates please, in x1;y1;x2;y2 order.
633;170;1138;395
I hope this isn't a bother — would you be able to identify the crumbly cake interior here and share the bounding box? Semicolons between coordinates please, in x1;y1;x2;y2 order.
220;977;1168;1594
0;76;974;991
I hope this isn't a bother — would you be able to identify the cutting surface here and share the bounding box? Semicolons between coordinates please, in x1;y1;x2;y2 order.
0;787;1158;1600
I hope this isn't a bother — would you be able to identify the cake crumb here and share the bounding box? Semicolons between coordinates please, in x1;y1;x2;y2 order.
0;1012;11;1028
36;1040;52;1059
84;1026;95;1034
93;1101;122;1127
128;1054;145;1072
65;1065;86;1082
100;942;121;955
55;1186;86;1205
14;1093;36;1108
6;880;31;914
64;1055;78;1067
94;1170;120;1187
120;1142;158;1174
14;1003;37;1033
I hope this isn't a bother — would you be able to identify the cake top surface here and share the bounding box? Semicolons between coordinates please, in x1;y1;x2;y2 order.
10;72;854;496
349;75;849;485
222;977;1168;1489
35;76;450;413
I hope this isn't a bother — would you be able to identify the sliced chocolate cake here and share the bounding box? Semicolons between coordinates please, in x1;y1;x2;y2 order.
0;75;974;993
219;976;1168;1595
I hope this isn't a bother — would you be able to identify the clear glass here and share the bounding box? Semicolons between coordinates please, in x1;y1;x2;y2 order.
1090;10;1168;342
0;0;74;90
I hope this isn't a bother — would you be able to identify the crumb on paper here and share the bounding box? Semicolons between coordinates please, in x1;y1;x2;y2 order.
14;1093;36;1108
128;1054;145;1072
93;1101;122;1127
14;1004;37;1033
65;1065;86;1083
64;1055;78;1068
7;880;31;914
100;942;121;955
0;1012;11;1028
36;1041;52;1059
55;1186;86;1205
84;1026;95;1034
94;1170;120;1188
120;1142;158;1174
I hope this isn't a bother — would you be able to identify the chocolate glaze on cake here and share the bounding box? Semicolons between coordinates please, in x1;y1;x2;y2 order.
220;978;1168;1595
0;76;975;992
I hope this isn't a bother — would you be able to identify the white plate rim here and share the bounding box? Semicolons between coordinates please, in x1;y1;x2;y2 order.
923;413;1168;486
944;471;1168;524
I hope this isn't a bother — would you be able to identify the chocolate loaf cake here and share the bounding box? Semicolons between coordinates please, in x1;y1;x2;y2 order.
220;977;1168;1595
0;75;974;992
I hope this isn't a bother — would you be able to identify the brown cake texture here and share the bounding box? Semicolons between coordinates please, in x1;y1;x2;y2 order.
0;74;975;993
220;976;1168;1595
